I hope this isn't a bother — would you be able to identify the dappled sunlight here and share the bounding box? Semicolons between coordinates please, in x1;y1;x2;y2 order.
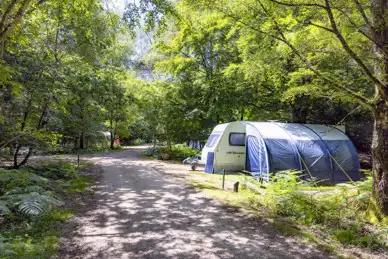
59;149;329;259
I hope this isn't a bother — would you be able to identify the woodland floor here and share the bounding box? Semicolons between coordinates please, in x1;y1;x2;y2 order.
51;146;333;259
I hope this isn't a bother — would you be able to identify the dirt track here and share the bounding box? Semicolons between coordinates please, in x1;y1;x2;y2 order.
56;146;329;259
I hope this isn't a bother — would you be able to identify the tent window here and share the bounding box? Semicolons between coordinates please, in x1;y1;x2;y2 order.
206;134;220;148
229;133;246;146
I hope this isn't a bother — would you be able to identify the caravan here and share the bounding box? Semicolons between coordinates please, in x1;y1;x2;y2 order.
201;122;246;173
201;121;361;183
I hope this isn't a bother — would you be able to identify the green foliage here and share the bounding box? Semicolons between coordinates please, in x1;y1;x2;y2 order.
143;144;199;161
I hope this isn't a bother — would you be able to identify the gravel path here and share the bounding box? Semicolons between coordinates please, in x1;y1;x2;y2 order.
57;147;329;259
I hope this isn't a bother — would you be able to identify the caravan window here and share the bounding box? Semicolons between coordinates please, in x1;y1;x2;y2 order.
206;134;220;148
229;133;246;146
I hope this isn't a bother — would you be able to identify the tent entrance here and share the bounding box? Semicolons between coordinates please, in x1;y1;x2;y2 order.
246;136;268;179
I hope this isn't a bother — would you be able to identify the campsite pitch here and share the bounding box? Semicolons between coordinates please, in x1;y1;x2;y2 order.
56;146;330;259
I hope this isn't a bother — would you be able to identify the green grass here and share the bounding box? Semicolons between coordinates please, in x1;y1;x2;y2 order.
0;162;94;258
187;171;388;257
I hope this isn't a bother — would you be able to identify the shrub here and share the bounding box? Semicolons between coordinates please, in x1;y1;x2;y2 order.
132;139;145;146
142;144;199;161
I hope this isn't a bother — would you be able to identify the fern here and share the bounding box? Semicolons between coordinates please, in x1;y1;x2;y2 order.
5;186;45;195
0;237;16;257
0;171;15;182
3;192;63;216
18;193;64;216
27;173;49;184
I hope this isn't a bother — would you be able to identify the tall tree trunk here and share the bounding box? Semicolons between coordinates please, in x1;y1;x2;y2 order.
372;99;388;214
13;96;31;168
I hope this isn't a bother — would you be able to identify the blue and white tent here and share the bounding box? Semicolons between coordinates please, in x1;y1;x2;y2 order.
202;121;361;183
245;122;360;182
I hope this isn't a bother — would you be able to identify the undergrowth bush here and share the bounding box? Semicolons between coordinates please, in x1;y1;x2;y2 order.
0;162;92;257
259;171;387;250
143;144;199;161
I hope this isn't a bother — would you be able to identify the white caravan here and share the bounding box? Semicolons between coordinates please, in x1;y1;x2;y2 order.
201;121;246;172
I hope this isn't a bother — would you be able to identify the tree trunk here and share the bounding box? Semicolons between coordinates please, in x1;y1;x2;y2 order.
110;132;114;150
372;98;388;215
13;144;21;168
110;118;114;150
371;0;388;215
74;136;78;149
16;146;32;169
79;132;84;149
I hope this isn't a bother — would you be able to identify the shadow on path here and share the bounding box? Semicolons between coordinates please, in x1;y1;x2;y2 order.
58;148;329;259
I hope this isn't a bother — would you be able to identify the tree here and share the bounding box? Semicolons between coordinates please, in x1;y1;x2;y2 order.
0;0;127;164
98;68;133;149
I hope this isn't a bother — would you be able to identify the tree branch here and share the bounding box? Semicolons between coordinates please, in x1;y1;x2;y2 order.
352;0;372;29
267;0;325;9
307;21;334;33
332;4;378;46
256;0;371;106
324;0;385;91
0;0;18;32
0;0;32;41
